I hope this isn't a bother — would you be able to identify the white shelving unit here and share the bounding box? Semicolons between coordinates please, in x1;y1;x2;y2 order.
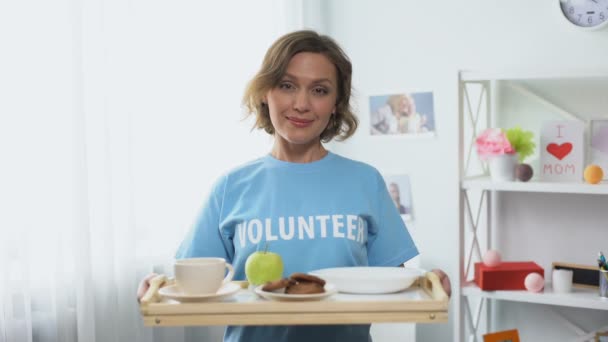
456;70;608;342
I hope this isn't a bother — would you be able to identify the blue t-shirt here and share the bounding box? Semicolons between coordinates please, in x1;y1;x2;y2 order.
176;151;419;342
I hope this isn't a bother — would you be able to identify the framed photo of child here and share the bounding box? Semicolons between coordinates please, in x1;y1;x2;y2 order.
369;91;436;137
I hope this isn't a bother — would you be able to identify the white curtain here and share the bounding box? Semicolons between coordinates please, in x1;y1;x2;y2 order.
0;1;297;341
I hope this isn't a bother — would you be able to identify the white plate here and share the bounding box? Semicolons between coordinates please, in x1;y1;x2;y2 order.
310;267;425;294
254;283;337;302
158;282;241;302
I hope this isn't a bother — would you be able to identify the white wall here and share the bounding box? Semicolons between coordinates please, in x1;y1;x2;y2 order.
321;0;608;341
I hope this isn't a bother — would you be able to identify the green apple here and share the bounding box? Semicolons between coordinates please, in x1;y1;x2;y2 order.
245;248;284;286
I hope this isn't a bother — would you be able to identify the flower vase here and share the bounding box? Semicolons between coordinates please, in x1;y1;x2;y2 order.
488;154;518;182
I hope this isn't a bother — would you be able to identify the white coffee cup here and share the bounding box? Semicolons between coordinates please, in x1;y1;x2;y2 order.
174;257;234;294
552;269;573;293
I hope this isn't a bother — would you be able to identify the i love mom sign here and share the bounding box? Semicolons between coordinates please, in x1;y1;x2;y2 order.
540;121;584;182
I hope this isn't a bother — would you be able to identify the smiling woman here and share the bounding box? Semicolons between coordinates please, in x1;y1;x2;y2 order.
153;29;436;342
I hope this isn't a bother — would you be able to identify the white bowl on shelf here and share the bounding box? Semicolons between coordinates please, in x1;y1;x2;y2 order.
310;267;425;294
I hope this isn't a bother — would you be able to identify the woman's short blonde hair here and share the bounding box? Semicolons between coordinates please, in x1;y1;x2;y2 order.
243;30;358;142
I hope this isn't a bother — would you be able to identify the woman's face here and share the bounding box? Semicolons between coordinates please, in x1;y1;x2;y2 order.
265;52;337;147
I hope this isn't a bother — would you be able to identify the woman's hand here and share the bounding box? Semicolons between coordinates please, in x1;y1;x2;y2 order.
137;273;159;302
431;269;451;297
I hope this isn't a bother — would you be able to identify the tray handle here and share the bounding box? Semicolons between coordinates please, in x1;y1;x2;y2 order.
421;272;449;302
140;274;170;305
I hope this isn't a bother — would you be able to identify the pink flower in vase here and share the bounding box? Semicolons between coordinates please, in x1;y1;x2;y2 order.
475;128;515;160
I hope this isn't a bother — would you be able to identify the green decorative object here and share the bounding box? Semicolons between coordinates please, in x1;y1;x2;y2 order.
505;126;535;163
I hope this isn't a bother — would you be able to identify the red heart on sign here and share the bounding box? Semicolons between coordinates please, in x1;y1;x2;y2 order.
546;142;573;160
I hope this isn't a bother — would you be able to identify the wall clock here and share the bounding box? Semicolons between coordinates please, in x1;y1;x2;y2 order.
559;0;608;30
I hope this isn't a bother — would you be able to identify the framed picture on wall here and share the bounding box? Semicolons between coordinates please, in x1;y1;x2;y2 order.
483;329;520;342
382;174;413;222
383;173;419;268
589;119;608;180
369;91;436;137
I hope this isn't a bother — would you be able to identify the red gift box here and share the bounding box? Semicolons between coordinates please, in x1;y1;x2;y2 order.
474;261;544;291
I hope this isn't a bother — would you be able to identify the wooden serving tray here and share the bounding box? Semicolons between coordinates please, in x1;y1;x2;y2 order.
139;272;449;326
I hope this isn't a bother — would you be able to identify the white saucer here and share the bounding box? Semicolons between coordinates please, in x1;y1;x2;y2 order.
158;282;241;302
254;283;337;302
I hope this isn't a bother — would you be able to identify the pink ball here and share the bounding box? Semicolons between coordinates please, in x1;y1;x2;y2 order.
482;250;502;267
524;273;544;293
